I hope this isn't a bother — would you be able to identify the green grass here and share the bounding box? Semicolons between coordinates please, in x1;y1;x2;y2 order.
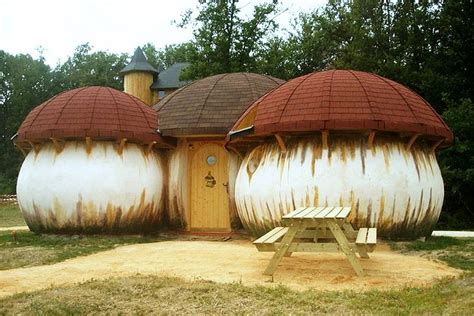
0;231;162;270
0;274;472;314
0;202;26;227
391;236;474;272
0;237;472;314
405;236;472;251
0;202;165;270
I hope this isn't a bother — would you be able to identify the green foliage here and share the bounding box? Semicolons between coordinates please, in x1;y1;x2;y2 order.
54;43;128;91
142;42;195;69
178;0;280;79
438;98;474;229
256;37;297;80
0;51;55;193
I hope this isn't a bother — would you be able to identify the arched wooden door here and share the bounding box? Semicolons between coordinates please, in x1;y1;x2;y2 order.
190;143;230;232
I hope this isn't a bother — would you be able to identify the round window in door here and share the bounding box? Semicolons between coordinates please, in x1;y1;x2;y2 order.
207;155;217;166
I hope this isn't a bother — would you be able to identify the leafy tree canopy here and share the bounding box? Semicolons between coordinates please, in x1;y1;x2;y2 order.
142;42;195;70
54;43;128;91
177;0;280;79
0;51;54;192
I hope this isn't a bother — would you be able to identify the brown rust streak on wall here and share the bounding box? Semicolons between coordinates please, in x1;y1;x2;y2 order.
166;140;189;229
228;151;242;229
24;191;164;234
236;133;443;239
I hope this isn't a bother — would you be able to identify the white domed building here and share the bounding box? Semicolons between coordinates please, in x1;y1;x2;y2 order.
228;70;453;239
14;48;453;239
15;86;175;233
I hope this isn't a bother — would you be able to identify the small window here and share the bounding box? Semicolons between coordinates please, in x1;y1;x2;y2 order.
158;90;166;98
207;155;217;166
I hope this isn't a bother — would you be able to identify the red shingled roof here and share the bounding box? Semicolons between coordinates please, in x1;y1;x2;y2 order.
17;86;175;147
232;70;453;142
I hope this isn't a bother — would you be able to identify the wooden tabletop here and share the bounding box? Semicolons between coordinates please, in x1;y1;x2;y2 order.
282;206;351;221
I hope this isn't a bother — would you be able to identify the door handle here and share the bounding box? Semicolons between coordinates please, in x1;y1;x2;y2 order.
222;182;229;194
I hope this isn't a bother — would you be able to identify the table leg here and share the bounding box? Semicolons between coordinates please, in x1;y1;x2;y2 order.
263;225;300;276
313;228;321;242
326;220;365;276
356;244;370;259
341;221;358;240
341;220;369;258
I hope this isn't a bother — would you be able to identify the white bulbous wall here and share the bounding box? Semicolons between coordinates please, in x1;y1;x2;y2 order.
17;141;165;233
235;135;444;239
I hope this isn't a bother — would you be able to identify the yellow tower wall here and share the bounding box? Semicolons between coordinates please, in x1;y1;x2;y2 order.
123;72;154;105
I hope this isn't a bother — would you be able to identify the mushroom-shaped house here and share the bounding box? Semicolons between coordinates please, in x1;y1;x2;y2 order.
153;73;284;232
228;70;453;239
15;86;175;233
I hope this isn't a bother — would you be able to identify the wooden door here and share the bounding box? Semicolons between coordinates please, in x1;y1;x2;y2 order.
190;143;230;231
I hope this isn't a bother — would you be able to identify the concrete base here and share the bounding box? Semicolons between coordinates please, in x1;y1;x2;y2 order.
0;226;30;232
431;231;474;238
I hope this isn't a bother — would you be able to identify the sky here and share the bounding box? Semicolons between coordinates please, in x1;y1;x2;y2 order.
0;0;326;66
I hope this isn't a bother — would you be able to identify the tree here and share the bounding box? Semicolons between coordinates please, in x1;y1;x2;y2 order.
256;36;298;80
0;51;55;193
54;43;128;91
142;42;195;70
177;0;280;79
438;98;474;229
284;2;352;76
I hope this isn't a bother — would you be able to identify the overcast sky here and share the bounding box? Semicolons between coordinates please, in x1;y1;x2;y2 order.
0;0;326;66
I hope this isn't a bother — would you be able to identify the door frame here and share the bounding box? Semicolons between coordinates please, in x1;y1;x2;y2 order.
187;141;231;232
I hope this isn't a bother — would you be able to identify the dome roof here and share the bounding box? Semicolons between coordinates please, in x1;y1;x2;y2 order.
16;86;174;147
153;72;284;136
230;70;453;143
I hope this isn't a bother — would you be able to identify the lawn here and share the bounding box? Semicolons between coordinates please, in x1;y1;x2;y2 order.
0;202;164;270
0;202;26;227
0;263;472;314
0;231;164;270
0;202;473;314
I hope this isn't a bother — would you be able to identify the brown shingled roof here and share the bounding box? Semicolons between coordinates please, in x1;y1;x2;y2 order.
17;86;175;147
153;72;284;136
231;70;453;143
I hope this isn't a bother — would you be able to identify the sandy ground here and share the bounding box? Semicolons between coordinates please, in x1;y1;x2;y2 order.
0;240;460;297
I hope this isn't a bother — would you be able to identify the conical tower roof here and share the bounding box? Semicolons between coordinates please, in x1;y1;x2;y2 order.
119;47;158;75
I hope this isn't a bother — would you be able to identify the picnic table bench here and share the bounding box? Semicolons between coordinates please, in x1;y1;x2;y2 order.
254;206;376;277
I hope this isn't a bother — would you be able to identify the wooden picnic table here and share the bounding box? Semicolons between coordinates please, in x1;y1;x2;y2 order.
254;206;376;277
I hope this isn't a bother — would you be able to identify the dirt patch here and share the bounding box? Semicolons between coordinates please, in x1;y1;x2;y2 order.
0;240;460;297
